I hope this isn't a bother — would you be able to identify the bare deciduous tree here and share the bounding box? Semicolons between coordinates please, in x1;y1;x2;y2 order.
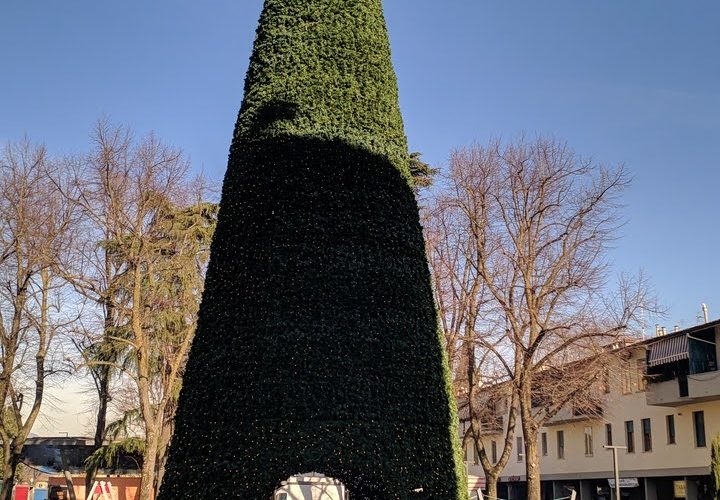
0;139;75;499
424;157;518;500
57;120;134;495
426;137;654;500
60;121;216;500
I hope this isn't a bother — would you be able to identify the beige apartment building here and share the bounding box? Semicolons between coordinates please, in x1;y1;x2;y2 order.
463;320;720;500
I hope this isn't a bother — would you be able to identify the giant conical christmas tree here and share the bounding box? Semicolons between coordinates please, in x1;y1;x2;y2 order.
159;1;467;498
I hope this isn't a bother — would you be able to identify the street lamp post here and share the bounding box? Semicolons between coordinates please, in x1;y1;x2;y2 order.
604;445;627;500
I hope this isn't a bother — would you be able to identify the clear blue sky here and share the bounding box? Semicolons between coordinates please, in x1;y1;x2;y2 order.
2;0;719;329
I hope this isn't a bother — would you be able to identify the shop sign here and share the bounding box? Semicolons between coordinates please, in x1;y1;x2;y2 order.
608;478;639;488
674;480;686;498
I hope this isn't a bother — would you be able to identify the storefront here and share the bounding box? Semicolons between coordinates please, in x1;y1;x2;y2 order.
607;478;643;500
646;476;714;500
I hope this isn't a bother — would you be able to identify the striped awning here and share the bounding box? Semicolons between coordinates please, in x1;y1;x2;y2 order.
648;334;688;367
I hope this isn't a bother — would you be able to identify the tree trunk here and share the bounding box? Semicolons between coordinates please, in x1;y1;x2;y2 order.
87;263;116;494
0;450;21;500
134;262;156;500
60;449;78;500
153;418;174;497
486;473;499;500
523;423;541;500
519;372;541;500
154;454;166;500
86;367;110;494
139;430;158;500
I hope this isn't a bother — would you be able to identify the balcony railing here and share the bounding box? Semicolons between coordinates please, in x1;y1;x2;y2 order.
646;370;720;406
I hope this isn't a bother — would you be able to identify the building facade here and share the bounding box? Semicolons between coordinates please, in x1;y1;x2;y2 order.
463;320;720;500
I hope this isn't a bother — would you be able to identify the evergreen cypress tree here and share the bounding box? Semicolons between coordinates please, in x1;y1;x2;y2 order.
159;1;467;498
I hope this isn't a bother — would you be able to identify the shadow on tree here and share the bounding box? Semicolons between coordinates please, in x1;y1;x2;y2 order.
160;125;462;499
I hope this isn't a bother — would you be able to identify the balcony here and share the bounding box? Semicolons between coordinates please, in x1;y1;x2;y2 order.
545;400;604;426
646;371;720;406
688;371;720;402
646;323;719;406
646;379;685;407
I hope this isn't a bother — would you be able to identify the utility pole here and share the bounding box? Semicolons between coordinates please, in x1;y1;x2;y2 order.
604;445;627;500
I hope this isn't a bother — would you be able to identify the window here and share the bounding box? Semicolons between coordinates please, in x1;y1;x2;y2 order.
487;398;498;416
666;415;676;445
584;426;594;456
636;359;647;392
625;420;635;453
487;396;507;416
688;327;717;374
622;364;633;394
517;436;524;462
693;411;706;447
557;430;565;459
491;440;497;464
541;432;548;456
605;423;613;446
642;418;652;452
601;368;611;394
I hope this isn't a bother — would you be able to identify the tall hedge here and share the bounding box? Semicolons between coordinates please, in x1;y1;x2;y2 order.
158;1;467;498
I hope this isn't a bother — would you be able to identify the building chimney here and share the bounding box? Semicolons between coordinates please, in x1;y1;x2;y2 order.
661;327;667;336
702;303;709;323
655;324;662;337
673;325;679;332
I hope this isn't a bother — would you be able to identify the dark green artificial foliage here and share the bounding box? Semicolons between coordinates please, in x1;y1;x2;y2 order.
159;1;466;498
